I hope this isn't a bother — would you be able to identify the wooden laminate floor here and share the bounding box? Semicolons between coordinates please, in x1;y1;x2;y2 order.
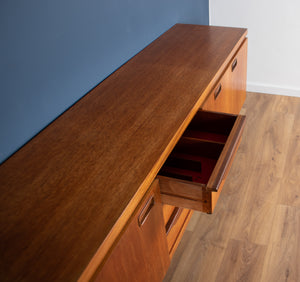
164;92;300;282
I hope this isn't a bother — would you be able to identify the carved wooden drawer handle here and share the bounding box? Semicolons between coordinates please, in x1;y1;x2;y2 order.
232;58;238;72
214;84;222;100
165;207;183;235
138;195;155;227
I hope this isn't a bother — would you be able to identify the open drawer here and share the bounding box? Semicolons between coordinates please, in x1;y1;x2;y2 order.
157;111;245;213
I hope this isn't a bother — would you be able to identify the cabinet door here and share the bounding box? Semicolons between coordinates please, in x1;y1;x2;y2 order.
202;38;248;115
95;180;170;282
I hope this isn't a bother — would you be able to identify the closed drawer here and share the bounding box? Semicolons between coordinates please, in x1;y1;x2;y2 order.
162;204;176;225
165;207;192;258
201;38;248;115
157;111;245;213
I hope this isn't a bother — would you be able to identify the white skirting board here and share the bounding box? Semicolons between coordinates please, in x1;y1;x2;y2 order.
247;82;300;98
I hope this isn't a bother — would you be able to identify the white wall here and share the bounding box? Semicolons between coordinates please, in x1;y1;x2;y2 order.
210;0;300;97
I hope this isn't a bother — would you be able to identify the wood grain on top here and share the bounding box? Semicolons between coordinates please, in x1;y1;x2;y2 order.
0;24;247;281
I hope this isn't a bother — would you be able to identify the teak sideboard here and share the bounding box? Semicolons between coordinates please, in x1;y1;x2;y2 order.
0;24;247;281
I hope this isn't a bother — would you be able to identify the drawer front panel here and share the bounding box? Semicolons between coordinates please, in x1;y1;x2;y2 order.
162;204;176;225
201;65;232;114
166;208;192;257
158;111;245;213
230;38;248;114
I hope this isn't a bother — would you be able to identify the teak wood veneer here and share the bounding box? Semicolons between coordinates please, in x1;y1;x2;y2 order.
0;24;247;281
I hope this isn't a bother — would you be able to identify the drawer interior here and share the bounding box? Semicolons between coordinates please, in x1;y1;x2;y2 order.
159;111;237;186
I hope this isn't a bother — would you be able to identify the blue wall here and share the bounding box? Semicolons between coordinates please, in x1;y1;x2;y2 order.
0;0;209;164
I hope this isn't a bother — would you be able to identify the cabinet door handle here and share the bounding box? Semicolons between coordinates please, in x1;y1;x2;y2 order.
214;84;222;100
138;195;155;227
231;58;238;72
165;207;183;235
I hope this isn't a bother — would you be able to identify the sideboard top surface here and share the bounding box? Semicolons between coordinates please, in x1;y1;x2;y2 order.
0;24;247;281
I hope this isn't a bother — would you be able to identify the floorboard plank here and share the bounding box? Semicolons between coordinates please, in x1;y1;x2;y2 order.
260;205;300;282
215;239;267;282
277;100;300;207
231;107;294;245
